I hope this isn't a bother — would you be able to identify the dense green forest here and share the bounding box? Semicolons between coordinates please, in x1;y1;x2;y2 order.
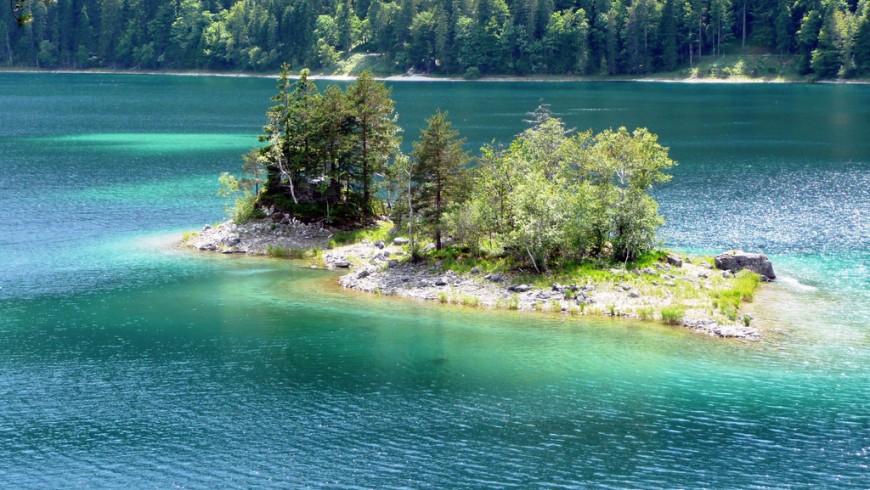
3;0;869;77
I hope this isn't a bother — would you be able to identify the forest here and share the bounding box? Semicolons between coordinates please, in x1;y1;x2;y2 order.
2;0;869;78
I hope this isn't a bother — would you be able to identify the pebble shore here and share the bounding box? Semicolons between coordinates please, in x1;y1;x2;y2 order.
184;219;761;340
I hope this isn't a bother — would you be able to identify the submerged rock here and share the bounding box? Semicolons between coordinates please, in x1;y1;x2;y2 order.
714;250;776;280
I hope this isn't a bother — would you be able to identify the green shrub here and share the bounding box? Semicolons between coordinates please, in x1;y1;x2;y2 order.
463;66;481;80
508;295;519;310
439;292;448;304
181;231;199;243
660;306;685;325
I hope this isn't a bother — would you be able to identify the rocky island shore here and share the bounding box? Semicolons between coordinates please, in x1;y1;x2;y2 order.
183;218;774;340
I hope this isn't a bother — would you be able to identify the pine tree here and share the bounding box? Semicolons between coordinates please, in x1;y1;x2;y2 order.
346;71;400;218
411;110;470;250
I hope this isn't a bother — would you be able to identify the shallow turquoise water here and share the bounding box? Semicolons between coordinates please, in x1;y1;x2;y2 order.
0;73;868;487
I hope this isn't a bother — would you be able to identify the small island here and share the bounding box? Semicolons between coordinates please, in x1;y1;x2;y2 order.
184;68;775;340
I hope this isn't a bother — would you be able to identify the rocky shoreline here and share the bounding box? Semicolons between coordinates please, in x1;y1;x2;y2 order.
184;219;766;340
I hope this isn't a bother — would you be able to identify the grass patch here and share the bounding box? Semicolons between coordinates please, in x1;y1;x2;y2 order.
439;292;448;304
266;244;307;259
181;231;199;243
660;306;686;326
507;295;520;310
636;306;655;321
333;220;393;245
460;295;480;307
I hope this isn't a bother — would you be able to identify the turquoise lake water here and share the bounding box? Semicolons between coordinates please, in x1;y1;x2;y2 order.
0;73;868;487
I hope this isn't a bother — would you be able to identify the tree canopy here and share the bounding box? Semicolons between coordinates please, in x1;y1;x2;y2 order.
3;0;869;78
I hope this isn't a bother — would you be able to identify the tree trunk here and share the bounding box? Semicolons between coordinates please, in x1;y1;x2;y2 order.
362;123;370;214
742;1;747;49
435;173;442;250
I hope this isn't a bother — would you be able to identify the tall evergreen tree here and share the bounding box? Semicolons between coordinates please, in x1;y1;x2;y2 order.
346;71;400;217
411;110;470;250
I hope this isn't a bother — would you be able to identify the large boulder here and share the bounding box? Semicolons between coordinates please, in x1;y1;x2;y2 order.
714;250;775;280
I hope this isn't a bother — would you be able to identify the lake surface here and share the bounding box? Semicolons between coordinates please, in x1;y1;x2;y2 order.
0;73;868;487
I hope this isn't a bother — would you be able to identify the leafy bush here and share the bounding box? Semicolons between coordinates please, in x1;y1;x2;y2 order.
463;66;481;80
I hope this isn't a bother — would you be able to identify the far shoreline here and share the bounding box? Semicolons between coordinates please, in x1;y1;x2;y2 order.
3;67;868;85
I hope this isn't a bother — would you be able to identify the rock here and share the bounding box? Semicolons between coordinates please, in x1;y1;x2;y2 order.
374;240;385;249
714;250;776;280
310;264;318;269
722;270;733;279
509;284;531;293
202;224;212;231
664;281;677;287
393;237;409;245
357;269;371;279
666;254;683;267
470;267;480;274
333;260;351;268
388;259;399;268
628;291;640;298
226;236;241;246
485;273;504;283
423;243;436;253
434;260;442;270
697;271;708;279
641;267;657;276
552;282;564;292
434;277;448;286
700;262;713;269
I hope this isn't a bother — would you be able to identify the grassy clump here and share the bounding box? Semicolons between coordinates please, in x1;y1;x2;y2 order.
660;306;686;326
181;231;200;243
266;245;307;259
712;270;761;318
636;306;655;321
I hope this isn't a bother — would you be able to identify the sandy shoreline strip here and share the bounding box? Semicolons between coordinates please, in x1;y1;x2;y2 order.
3;67;867;85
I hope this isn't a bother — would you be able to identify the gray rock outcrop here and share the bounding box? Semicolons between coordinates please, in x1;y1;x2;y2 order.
714;250;775;280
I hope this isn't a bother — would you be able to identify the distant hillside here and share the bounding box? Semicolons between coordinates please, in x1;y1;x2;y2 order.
2;0;869;80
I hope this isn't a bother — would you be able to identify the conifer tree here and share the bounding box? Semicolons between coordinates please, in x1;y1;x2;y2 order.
411;110;470;250
346;71;400;218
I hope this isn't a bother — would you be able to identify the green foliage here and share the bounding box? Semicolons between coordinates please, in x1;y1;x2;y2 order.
0;0;863;79
218;172;260;223
660;306;685;325
255;69;399;225
449;114;674;271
